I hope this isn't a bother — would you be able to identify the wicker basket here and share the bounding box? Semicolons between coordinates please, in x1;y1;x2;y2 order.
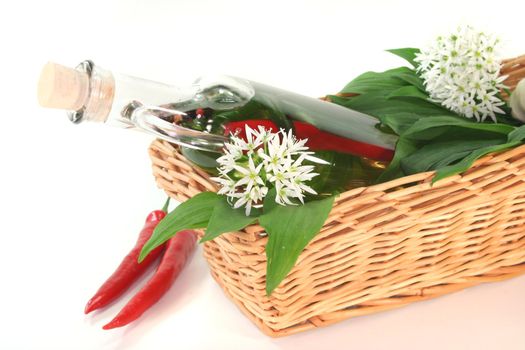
148;56;525;337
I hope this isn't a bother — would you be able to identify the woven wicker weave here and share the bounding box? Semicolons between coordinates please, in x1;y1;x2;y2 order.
501;55;525;93
148;57;525;337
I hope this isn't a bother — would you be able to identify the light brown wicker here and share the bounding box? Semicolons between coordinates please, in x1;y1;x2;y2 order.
148;56;525;337
501;54;525;92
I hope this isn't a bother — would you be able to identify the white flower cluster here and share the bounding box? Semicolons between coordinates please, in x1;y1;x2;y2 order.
211;125;328;215
415;26;507;122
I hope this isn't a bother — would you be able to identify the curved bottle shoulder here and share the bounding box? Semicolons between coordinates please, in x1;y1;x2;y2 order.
192;75;255;110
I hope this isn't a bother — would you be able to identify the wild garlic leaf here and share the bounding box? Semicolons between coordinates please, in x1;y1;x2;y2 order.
386;47;421;68
387;85;429;101
400;139;507;175
388;69;426;92
377;113;424;135
335;62;521;185
402;116;515;140
139;192;220;262
376;137;419;183
433;141;521;183
338;91;455;120
260;193;334;295
507;125;525;143
201;196;258;243
340;67;411;95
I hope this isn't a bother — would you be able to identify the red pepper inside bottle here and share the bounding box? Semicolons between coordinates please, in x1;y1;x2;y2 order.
224;120;394;162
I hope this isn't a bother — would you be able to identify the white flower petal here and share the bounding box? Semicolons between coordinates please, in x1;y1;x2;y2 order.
214;125;324;213
414;26;506;122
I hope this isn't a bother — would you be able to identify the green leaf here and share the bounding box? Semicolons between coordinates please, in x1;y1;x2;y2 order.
340;67;411;95
433;141;520;183
333;60;522;186
402;116;515;140
378;113;425;135
336;90;455;121
387;85;429;101
507;125;525;142
389;69;426;92
431;150;473;169
260;195;335;295
340;63;424;96
377;137;419;182
139;192;220;262
201;196;258;243
386;47;421;68
400;139;506;175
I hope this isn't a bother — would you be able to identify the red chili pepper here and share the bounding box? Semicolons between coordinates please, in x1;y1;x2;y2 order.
84;200;170;314
224;119;394;161
102;230;197;330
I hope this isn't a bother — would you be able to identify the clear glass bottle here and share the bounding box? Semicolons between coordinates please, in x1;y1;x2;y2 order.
38;60;396;192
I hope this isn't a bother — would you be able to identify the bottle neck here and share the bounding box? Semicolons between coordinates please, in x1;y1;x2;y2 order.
68;60;197;128
38;60;396;156
67;61;114;124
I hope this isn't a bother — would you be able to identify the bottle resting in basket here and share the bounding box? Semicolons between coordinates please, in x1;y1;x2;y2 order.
38;60;399;194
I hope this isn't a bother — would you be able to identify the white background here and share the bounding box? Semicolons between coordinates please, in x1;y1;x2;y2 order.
1;1;524;349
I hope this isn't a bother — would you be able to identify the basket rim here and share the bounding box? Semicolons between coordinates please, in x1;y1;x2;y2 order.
153;140;525;204
150;140;525;242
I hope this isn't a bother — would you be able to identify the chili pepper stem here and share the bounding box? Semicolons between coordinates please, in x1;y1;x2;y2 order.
161;197;170;213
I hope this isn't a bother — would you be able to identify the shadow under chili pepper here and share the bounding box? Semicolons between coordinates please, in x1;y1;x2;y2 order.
104;244;206;344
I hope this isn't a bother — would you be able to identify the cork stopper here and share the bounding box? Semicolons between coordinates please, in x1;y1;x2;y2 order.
38;62;89;111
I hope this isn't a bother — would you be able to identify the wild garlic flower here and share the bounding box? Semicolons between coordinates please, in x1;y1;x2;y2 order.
210;125;328;215
415;26;507;122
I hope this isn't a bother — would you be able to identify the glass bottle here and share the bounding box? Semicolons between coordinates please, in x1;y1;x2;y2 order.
38;60;396;192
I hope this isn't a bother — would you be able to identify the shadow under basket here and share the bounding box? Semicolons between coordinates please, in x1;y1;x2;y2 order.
149;139;525;337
